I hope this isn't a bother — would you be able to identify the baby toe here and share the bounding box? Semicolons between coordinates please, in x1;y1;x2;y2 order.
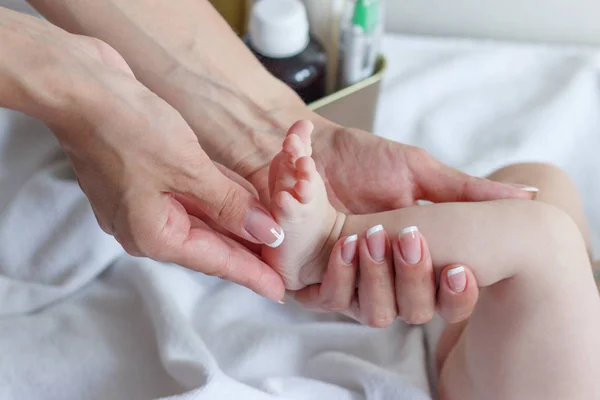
283;134;305;162
293;179;313;204
274;190;301;219
292;120;314;156
296;156;317;180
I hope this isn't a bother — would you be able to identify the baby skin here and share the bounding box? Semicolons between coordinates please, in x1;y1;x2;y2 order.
262;120;600;399
261;120;342;290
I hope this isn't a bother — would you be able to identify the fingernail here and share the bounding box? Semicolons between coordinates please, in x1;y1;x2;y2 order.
398;226;422;265
278;297;286;305
244;208;285;248
366;225;386;262
447;266;467;293
508;183;539;198
342;234;358;264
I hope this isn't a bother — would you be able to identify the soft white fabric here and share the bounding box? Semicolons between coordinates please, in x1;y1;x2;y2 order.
375;36;600;253
1;4;600;397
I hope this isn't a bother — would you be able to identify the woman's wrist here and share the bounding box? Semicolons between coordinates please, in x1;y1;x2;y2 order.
0;7;148;154
0;10;81;126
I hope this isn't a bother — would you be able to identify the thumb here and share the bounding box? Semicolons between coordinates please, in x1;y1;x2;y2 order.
177;164;285;248
415;156;537;203
212;161;260;199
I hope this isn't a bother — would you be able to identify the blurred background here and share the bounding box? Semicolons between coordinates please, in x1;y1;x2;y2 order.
384;0;600;45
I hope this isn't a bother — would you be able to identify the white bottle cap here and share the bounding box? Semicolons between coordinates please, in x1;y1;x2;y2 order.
249;0;310;58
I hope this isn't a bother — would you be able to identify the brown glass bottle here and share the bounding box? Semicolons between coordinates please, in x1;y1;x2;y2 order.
246;0;327;104
246;38;326;104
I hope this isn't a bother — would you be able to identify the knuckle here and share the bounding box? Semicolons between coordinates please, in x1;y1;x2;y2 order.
128;232;154;258
408;145;430;162
404;311;434;325
252;267;275;296
322;300;350;312
116;221;168;261
94;216;111;235
90;208;113;235
144;241;171;262
98;224;112;235
216;186;246;224
125;248;143;258
397;270;432;287
444;310;471;324
88;37;114;54
366;315;396;329
209;248;234;281
175;155;210;185
118;237;144;258
86;37;131;71
110;190;179;263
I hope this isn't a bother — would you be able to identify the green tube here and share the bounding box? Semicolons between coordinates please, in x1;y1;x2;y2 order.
352;0;379;34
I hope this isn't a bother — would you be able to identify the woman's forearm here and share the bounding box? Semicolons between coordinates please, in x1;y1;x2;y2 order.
27;0;314;169
27;0;273;104
0;7;81;125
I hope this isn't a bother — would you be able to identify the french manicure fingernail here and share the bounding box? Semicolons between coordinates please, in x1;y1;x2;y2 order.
278;297;286;305
521;186;539;193
244;208;285;248
508;183;539;198
398;226;422;265
342;234;358;264
366;225;386;262
447;266;467;293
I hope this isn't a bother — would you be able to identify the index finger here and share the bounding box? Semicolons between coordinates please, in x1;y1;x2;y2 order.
173;159;285;248
356;226;397;328
176;217;286;302
411;151;536;203
393;226;436;325
291;235;358;311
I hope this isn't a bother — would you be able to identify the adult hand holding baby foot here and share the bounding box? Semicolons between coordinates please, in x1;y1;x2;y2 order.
293;225;479;327
266;120;480;327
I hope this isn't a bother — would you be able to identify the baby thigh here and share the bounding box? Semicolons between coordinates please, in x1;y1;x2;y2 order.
438;205;600;400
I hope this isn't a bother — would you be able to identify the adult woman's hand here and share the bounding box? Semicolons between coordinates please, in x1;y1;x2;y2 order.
309;125;536;213
0;7;286;301
292;227;480;327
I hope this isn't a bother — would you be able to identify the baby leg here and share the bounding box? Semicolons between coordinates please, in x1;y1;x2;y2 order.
340;164;600;399
437;162;595;375
439;163;599;399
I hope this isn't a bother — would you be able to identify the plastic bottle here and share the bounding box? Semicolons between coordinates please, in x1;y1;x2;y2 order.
246;0;327;104
337;0;384;88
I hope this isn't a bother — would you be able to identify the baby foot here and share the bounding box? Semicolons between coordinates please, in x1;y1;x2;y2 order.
262;120;338;290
